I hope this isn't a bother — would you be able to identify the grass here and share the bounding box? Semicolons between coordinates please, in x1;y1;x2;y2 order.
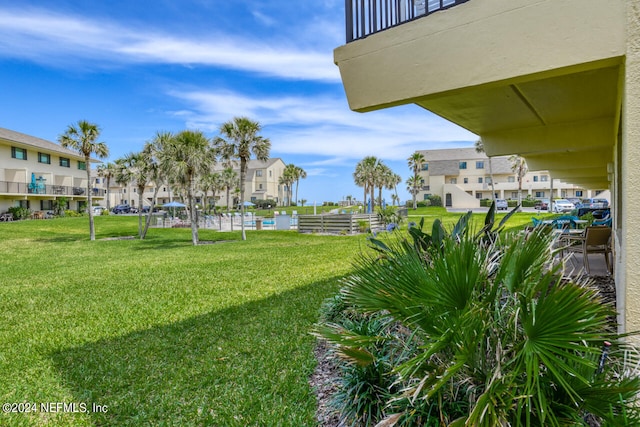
0;216;366;426
0;210;543;426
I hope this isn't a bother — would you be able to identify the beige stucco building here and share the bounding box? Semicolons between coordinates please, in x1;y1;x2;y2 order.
335;0;637;332
0;127;104;213
108;158;287;209
417;147;608;208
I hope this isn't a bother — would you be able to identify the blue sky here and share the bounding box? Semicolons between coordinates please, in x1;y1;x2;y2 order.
0;0;477;204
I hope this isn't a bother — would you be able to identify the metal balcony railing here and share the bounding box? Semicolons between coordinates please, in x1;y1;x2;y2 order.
346;0;470;42
0;181;106;197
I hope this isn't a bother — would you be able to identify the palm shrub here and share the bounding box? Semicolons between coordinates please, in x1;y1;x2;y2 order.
317;207;640;426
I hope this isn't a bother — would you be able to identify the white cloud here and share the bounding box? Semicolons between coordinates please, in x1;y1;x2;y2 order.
0;7;340;81
168;88;478;161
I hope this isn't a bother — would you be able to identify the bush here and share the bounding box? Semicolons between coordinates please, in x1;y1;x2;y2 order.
317;208;640;426
479;198;491;207
64;210;82;217
7;206;30;220
426;194;442;207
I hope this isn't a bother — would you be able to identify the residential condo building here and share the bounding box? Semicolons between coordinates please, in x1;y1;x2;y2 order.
0;127;105;213
416;148;608;208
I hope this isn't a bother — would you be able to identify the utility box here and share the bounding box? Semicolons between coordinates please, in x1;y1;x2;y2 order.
275;215;290;230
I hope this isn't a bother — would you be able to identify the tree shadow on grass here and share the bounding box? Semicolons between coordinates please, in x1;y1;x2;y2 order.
50;277;343;426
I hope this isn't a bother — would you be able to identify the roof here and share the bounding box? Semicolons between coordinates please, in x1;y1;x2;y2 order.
0;126;89;160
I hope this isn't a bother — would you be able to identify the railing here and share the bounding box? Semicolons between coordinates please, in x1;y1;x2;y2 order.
346;0;469;42
0;181;106;197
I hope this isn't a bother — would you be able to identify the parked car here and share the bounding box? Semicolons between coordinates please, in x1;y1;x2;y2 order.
552;199;576;213
566;197;582;208
535;199;549;210
112;204;131;214
92;206;107;215
495;199;508;210
141;206;151;213
581;198;609;209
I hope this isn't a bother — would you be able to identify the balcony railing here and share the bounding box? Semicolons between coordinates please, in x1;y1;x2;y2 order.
0;181;106;197
346;0;469;42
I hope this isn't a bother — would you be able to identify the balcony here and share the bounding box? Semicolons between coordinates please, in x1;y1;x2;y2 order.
346;0;469;42
335;0;626;188
0;181;106;197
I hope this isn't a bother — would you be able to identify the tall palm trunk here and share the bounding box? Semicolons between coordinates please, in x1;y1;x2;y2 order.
187;172;199;245
142;186;161;239
488;157;496;201
240;158;247;240
137;184;145;238
86;155;95;240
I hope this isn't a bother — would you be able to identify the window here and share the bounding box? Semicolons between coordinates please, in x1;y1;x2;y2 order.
576;190;583;197
38;152;51;164
449;178;457;184
259;184;263;189
423;193;431;200
535;191;545;198
533;176;539;182
423;185;430;191
422;164;429;171
508;176;515;183
78;161;86;170
478;177;483;184
486;177;492;184
459;161;467;169
463;178;469;184
59;157;70;167
41;200;54;210
476;161;484;169
476;192;483;199
511;192;518;199
540;175;548;182
269;170;272;177
11;147;27;160
256;170;263;177
95;178;101;184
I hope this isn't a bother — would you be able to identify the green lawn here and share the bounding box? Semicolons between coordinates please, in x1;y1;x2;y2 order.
0;211;542;426
0;216;364;426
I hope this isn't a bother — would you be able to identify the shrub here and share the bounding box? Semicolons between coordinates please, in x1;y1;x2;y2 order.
426;194;442;207
64;210;82;217
376;206;402;226
317;202;640;426
7;206;30;220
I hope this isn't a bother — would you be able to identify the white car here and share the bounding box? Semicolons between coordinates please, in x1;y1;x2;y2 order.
92;206;107;215
552;199;575;213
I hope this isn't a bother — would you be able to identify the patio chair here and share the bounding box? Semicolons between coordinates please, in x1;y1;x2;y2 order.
565;226;612;274
592;216;612;227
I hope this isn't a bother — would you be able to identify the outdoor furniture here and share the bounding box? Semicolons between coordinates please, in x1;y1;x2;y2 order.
0;213;13;222
564;226;612;274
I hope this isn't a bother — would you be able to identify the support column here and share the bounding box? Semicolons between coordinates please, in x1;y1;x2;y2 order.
619;0;640;335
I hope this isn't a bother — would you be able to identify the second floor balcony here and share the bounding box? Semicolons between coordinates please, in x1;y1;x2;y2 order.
346;0;468;42
0;181;106;198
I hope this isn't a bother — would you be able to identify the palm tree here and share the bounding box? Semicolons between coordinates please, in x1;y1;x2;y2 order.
509;154;528;206
374;163;392;208
281;164;296;206
96;162;118;211
388;172;402;206
221;168;238;213
215;117;271;241
118;151;152;238
353;156;380;213
406;176;421;207
293;165;307;206
58;120;109;241
475;139;495;201
200;171;223;213
160;130;215;245
140;132;172;239
407;152;426;209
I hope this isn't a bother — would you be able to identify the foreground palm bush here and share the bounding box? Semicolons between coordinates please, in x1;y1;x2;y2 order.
317;215;640;426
